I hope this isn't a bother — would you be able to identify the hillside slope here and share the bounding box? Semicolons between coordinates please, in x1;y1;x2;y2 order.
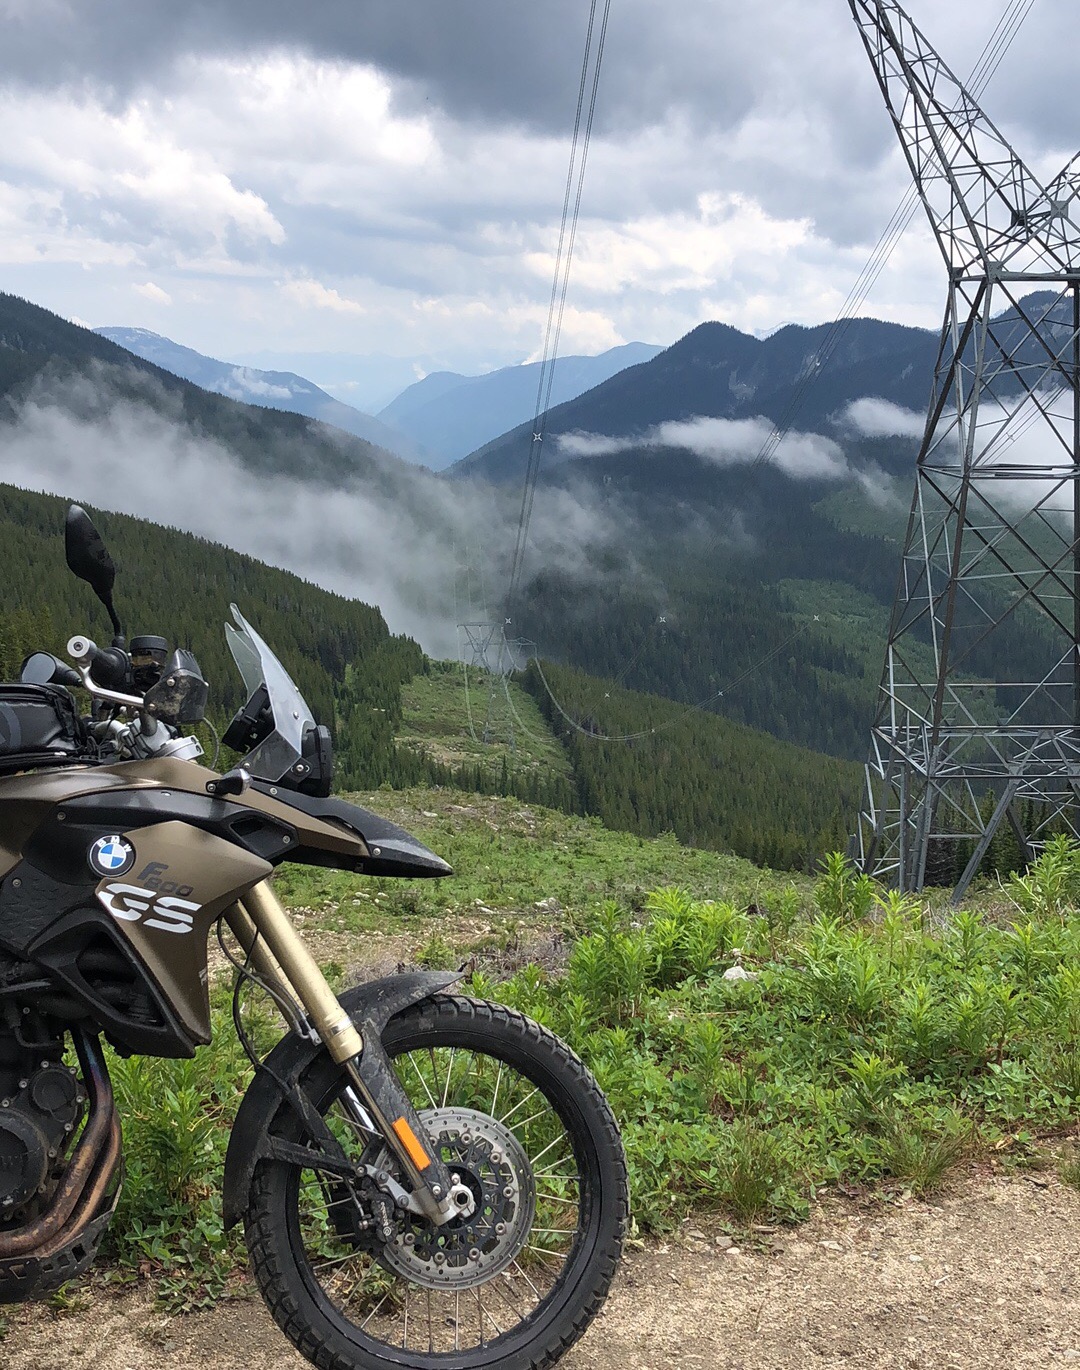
0;293;413;489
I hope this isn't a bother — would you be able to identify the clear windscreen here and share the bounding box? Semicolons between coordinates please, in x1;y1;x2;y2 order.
225;604;316;782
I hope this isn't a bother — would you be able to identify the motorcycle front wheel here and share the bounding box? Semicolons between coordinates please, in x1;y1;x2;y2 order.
243;995;628;1370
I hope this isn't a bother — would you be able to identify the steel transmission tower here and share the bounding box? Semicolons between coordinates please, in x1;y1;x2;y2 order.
850;0;1080;897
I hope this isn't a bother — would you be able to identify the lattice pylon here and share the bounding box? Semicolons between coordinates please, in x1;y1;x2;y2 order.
850;1;1080;897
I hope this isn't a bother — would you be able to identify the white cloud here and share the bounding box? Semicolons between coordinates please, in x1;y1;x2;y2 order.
844;397;925;440
281;277;366;314
558;413;851;481
218;367;292;400
0;1;1071;371
0;365;635;654
134;281;172;305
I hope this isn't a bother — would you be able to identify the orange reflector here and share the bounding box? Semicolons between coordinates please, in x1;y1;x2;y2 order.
392;1116;432;1170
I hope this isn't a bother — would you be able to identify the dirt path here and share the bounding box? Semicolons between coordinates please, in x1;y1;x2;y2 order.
5;1174;1080;1370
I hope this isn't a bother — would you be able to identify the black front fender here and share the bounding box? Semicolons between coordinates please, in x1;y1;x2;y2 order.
221;970;463;1230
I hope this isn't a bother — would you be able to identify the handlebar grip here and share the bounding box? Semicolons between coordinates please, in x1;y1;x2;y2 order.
67;634;96;664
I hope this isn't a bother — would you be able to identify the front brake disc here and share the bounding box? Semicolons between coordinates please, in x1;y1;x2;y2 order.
377;1105;537;1291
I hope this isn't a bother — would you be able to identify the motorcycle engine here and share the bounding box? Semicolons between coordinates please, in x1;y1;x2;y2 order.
0;1031;83;1220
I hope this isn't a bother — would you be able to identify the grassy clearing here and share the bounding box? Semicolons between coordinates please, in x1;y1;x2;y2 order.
47;802;1080;1313
396;659;573;786
272;785;793;944
479;844;1080;1229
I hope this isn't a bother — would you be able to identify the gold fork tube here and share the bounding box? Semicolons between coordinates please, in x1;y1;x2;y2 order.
229;880;451;1220
231;880;363;1063
222;899;307;1035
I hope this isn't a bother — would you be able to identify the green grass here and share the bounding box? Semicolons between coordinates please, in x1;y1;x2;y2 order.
272;785;802;937
477;843;1080;1226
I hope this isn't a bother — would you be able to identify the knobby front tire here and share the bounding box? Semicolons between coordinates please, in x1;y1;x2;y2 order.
242;995;628;1370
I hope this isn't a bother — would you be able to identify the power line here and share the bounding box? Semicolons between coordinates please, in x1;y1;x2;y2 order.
506;0;613;616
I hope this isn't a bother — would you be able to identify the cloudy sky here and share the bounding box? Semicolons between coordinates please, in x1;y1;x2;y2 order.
1;0;1077;388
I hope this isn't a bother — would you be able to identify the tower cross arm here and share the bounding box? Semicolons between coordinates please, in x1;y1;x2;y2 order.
849;0;1080;273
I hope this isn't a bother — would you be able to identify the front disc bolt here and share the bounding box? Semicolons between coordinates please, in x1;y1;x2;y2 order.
434;1251;447;1265
469;1248;480;1261
405;1233;416;1245
503;1185;514;1198
495;1222;506;1235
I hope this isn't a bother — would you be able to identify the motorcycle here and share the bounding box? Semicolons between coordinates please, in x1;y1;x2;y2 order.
0;505;627;1370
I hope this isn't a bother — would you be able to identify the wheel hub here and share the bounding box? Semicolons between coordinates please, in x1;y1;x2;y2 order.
378;1105;536;1291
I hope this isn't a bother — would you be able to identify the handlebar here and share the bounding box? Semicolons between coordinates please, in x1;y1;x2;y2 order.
66;635;147;709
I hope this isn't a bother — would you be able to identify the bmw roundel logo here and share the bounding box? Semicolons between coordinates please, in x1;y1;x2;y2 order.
88;835;135;878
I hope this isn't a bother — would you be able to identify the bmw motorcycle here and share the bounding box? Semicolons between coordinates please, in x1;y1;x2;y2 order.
0;506;626;1370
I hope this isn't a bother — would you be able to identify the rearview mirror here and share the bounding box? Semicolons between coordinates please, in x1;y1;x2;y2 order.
65;505;115;597
65;505;122;637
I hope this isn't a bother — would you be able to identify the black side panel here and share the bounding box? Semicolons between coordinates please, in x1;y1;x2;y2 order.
0;865;86;957
28;903;197;1058
251;784;452;879
0;861;197;1057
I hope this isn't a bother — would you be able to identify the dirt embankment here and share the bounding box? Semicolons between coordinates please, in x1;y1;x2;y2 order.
5;1174;1080;1370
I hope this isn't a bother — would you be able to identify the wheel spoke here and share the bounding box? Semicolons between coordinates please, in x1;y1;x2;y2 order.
440;1047;457;1108
407;1052;438;1109
490;1060;504;1115
499;1086;540;1124
511;1257;544;1302
359;1291;390;1332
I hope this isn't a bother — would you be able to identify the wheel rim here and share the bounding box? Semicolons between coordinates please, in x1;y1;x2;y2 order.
285;1029;597;1361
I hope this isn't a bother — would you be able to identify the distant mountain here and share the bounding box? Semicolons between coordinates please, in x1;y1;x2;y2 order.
94;327;426;464
379;342;663;470
230;350;448;414
451;316;938;483
0;293;415;490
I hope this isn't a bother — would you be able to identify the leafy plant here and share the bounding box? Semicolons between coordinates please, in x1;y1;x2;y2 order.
815;851;876;923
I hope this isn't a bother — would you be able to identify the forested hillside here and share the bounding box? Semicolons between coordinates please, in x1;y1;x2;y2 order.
0;482;394;740
452;314;937;484
520;659;861;869
0;483;858;872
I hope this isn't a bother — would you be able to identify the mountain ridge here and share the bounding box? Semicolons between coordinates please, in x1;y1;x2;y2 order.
94;325;426;464
450;315;938;484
